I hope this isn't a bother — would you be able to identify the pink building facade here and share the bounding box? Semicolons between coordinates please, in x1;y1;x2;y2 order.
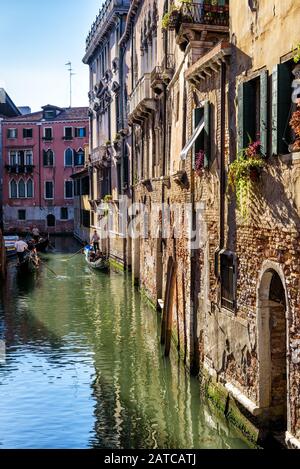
2;105;89;233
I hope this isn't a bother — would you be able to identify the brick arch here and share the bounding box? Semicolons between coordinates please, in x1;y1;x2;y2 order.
256;260;290;432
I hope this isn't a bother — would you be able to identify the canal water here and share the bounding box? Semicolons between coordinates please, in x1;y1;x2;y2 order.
0;237;249;449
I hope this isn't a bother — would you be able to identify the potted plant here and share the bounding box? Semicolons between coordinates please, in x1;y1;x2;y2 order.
228;140;265;218
162;5;180;30
195;150;206;176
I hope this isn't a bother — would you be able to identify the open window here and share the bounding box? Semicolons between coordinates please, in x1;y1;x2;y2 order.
43;149;54;167
238;71;268;155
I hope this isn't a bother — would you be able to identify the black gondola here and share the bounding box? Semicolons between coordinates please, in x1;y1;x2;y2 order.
35;236;50;252
17;252;39;274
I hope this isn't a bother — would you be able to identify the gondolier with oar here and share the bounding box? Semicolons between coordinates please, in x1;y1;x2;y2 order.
15;237;29;264
91;230;100;253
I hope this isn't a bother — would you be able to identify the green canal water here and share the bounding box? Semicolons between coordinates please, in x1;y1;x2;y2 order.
0;237;249;449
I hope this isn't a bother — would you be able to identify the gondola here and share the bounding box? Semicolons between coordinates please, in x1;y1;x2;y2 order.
84;247;109;271
16;252;39;274
35;235;50;253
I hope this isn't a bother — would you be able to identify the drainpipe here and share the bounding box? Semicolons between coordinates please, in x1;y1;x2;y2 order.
219;61;226;252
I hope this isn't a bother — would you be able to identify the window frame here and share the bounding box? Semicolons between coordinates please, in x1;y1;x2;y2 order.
44;181;54;200
64;148;74;167
23;128;33;139
64;127;73;140
18;209;26;221
26;178;34;198
43;127;53;140
7;128;17;139
60;207;69;220
9;179;18;199
220;250;237;313
64;180;74;199
75;127;86;138
43;149;54;167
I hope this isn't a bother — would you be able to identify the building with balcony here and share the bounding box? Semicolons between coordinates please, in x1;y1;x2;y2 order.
83;0;130;268
1;104;89;233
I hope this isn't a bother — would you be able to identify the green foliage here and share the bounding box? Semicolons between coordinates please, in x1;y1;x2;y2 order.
103;194;112;203
162;5;180;30
228;141;265;219
293;43;300;64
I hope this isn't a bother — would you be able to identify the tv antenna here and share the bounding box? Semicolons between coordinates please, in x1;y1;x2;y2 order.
65;61;76;108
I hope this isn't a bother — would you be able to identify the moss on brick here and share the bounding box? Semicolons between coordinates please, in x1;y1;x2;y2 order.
109;258;125;273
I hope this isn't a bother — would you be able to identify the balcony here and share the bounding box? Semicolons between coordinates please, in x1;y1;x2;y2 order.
150;54;175;93
128;74;156;125
168;2;229;59
91;145;111;168
5;165;35;174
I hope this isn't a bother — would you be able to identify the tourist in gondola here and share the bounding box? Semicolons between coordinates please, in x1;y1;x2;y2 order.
14;237;29;264
32;225;40;242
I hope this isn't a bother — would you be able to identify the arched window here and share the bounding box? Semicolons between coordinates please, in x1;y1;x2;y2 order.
43;149;54;167
47;214;56;227
10;179;17;198
18;179;26;198
64;148;73;167
27;179;33;198
74;148;84;166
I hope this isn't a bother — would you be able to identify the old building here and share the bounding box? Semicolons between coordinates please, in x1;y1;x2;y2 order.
83;0;131;268
2;105;89;233
84;0;300;446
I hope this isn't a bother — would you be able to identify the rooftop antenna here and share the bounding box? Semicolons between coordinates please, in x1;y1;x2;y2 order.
65;61;76;108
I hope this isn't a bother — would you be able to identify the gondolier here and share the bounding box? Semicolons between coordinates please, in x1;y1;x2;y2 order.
15;237;29;264
32;226;40;242
91;230;100;253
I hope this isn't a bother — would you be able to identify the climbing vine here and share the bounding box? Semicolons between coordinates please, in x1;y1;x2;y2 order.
228;141;265;219
293;43;300;64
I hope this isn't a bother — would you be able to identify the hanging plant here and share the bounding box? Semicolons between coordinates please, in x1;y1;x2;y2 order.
228;140;265;219
195;150;206;176
162;6;180;30
293;43;300;64
289;105;300;151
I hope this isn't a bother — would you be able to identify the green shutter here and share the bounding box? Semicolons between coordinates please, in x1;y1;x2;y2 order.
204;101;211;168
260;70;268;157
193;107;203;167
238;81;256;152
272;63;292;155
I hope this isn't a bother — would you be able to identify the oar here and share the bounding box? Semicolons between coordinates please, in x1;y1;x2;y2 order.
39;259;59;278
61;247;84;262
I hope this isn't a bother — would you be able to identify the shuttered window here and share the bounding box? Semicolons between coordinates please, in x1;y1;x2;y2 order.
272;62;294;155
238;72;268;154
220;251;236;312
45;181;54;199
65;181;74;199
193;102;211;168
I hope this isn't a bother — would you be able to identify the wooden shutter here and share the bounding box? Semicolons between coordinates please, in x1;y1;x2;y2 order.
193;107;203;167
260;70;268;157
238;81;256;151
204;101;211;168
272;63;292;155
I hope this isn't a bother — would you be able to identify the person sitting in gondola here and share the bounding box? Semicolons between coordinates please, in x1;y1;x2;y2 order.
94;250;103;261
15;237;29;264
89;251;96;262
32;226;40;242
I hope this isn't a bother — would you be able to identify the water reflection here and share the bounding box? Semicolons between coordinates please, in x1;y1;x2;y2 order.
0;238;249;449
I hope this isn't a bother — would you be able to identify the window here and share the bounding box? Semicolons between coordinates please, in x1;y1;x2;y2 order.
74;149;84;166
25;151;33;166
9;179;17;198
272;61;296;155
64;148;73;167
220;251;236;312
44;110;55;120
18;210;26;221
7;129;17;139
75;127;86;138
43;150;54;167
23;128;33;139
45;181;54;199
60;207;69;220
64;127;73;140
81;210;90;228
74;179;81;196
9;151;18;166
238;71;268;155
47;214;56;227
18;150;25;166
44;128;53;140
65;180;73;199
27;179;33;198
81;176;89;195
18;179;26;198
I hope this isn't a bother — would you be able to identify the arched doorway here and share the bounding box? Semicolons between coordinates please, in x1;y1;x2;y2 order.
47;214;56;227
257;265;288;430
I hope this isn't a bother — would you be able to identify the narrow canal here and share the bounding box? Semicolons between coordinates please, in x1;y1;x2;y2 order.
0;238;249;449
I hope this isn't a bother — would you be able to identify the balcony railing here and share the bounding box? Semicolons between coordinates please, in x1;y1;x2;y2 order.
180;2;229;27
128;74;156;123
5;165;35;174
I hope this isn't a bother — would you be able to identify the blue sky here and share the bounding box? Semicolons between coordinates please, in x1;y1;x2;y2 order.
0;0;102;111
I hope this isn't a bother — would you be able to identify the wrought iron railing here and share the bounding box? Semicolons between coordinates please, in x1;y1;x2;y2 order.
180;1;229;27
5;165;35;174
